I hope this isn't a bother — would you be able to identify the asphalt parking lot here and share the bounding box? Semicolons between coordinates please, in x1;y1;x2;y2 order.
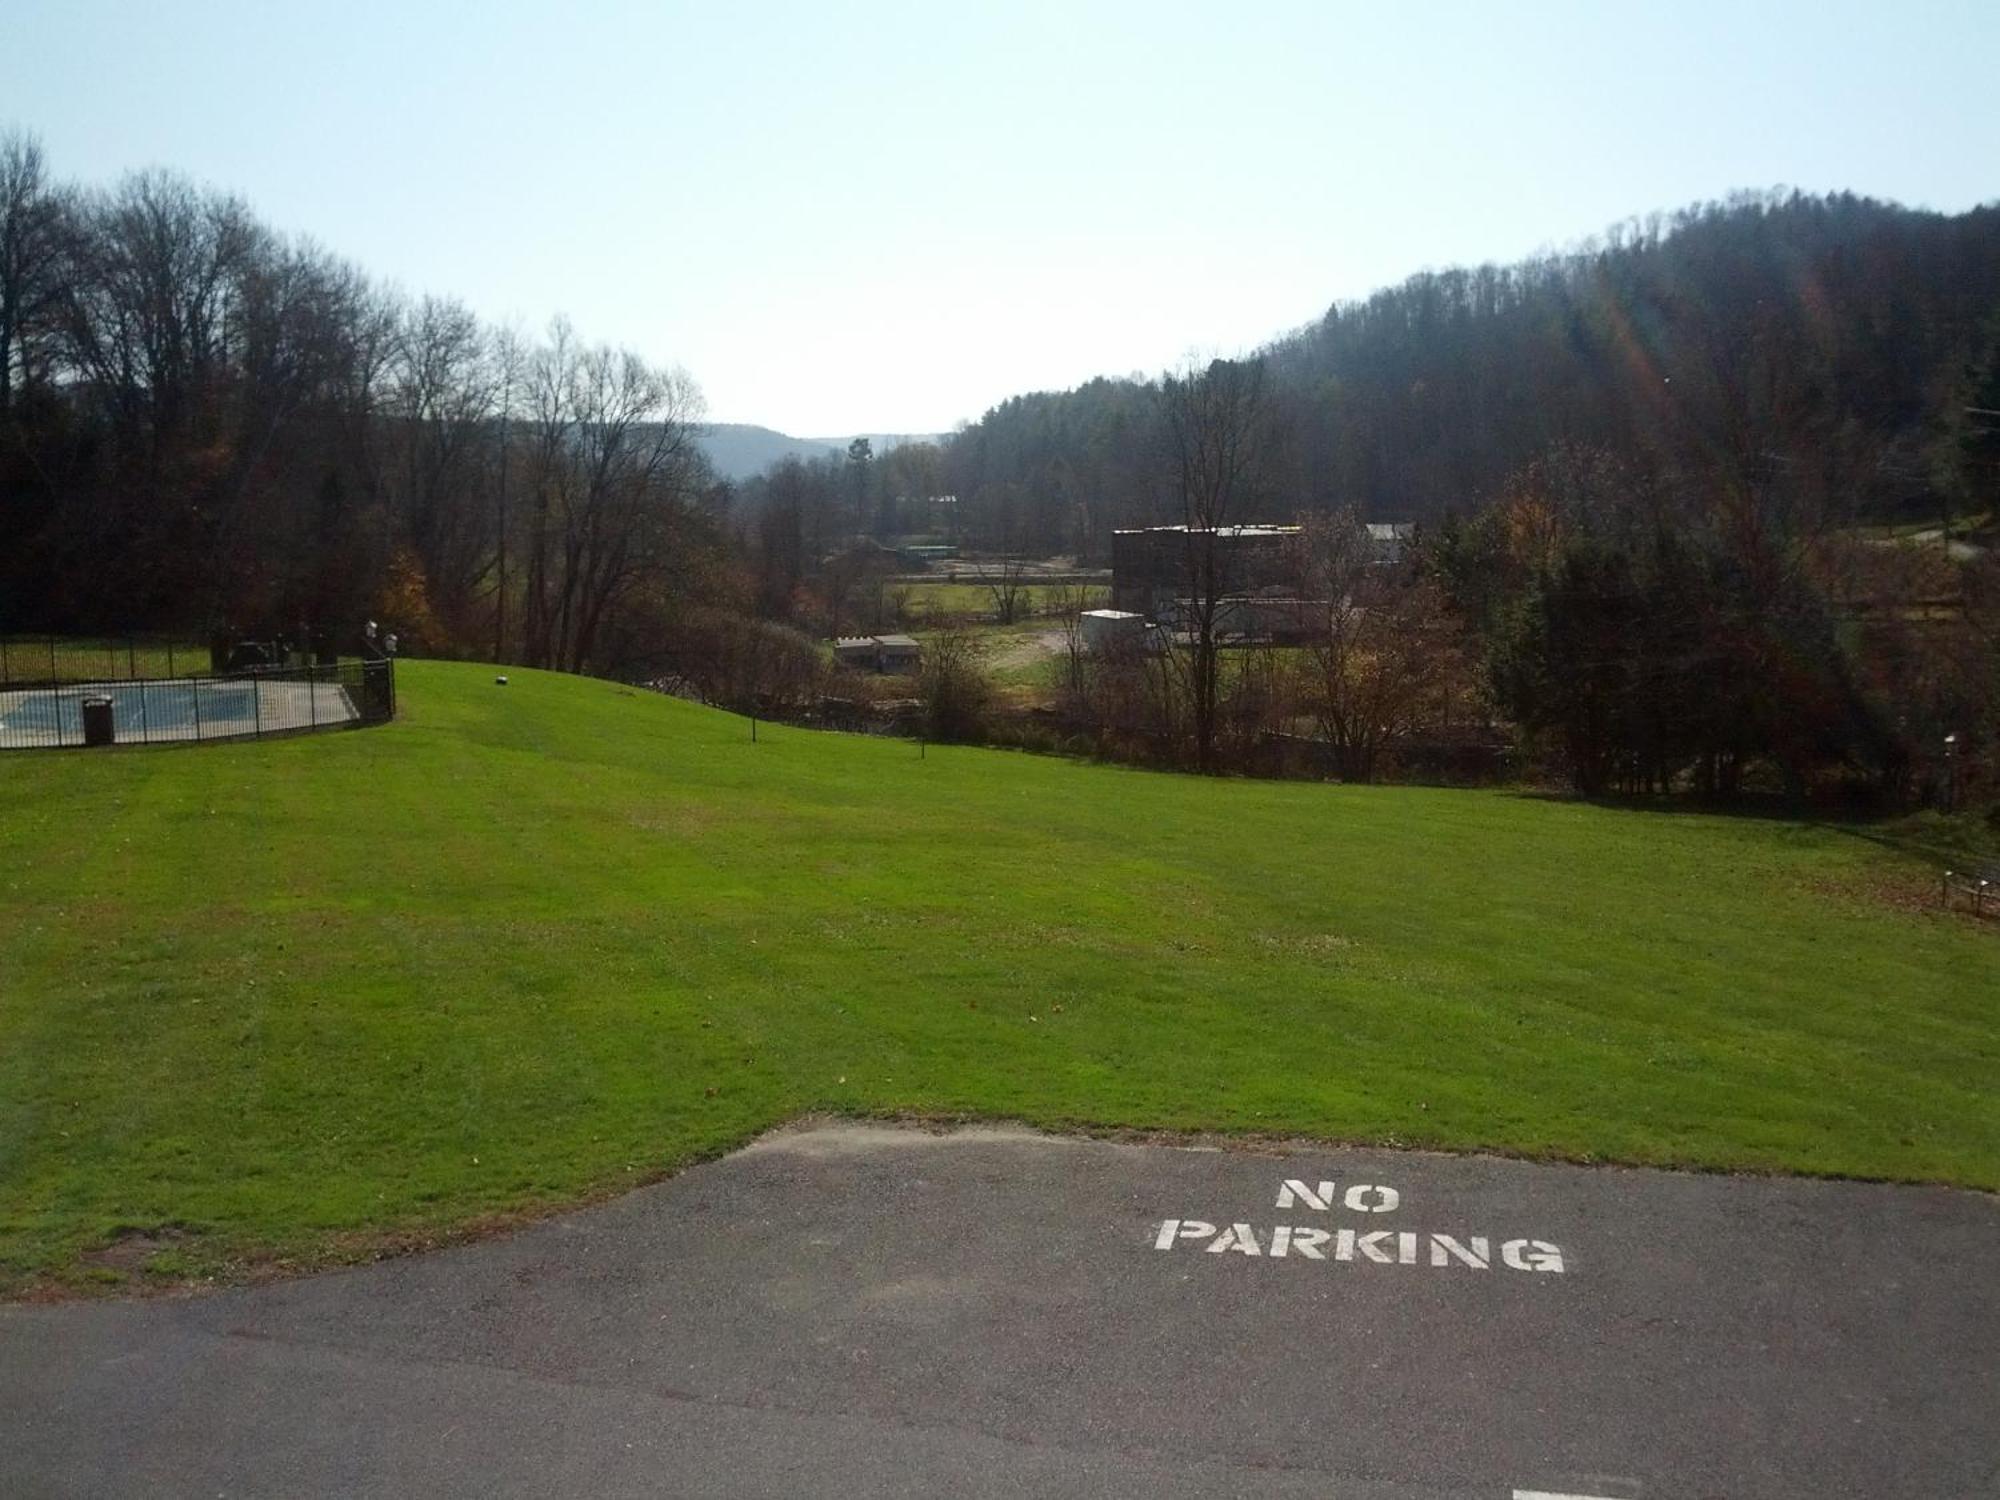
3;1122;1995;1498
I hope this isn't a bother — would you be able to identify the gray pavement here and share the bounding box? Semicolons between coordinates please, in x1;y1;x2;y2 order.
2;1122;1995;1498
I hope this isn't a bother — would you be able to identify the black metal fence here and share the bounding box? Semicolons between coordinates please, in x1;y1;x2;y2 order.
0;658;395;751
0;635;219;689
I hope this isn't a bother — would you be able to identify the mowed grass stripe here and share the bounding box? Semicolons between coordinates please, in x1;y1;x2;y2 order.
0;660;1993;1293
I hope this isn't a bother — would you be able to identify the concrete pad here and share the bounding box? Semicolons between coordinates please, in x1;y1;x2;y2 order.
3;1122;1995;1497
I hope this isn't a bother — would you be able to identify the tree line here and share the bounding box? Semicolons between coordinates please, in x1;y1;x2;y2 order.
0;130;724;673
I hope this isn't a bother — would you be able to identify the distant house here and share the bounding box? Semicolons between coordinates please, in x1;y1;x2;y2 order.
832;634;923;674
1365;522;1415;564
874;635;921;672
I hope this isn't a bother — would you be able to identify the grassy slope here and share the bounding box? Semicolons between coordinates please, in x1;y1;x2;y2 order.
0;661;1994;1293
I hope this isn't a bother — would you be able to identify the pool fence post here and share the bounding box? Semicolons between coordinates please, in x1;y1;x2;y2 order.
191;672;203;742
309;663;319;729
253;669;263;739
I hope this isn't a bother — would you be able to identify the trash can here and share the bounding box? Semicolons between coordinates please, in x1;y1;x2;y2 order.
81;694;116;748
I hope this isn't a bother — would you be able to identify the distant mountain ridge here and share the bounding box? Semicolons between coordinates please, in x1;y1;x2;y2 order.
700;424;943;482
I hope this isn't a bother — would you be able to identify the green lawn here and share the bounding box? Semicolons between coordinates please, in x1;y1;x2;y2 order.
895;580;1107;621
0;660;1994;1295
1;637;210;685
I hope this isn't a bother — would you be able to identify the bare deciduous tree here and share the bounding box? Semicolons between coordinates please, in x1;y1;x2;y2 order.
985;552;1030;624
0;129;68;421
382;295;499;631
1292;509;1462;781
1159;356;1279;772
1045;582;1090;709
519;318;706;672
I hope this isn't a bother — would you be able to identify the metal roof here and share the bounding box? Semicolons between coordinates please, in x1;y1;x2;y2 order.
1112;524;1299;537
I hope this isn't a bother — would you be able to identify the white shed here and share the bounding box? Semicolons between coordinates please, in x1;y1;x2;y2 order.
1080;609;1147;653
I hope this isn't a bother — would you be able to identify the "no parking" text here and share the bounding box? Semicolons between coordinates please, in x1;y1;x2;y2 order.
1153;1178;1566;1273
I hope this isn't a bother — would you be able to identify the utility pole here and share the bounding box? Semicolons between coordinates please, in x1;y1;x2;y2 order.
495;346;512;665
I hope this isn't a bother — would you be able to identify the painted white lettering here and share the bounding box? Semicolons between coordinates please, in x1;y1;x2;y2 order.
1429;1234;1491;1269
1343;1184;1400;1214
1153;1218;1216;1250
1283;1227;1329;1261
1206;1223;1264;1256
1501;1239;1566;1273
1353;1230;1397;1264
1276;1179;1337;1212
1154;1217;1566;1275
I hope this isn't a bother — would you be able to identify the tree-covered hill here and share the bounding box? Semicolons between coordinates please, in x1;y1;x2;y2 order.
935;192;2000;557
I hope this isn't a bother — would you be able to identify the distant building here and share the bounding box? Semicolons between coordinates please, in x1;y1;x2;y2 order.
1366;523;1415;565
832;634;923;674
1110;525;1300;616
1111;520;1415;619
874;635;921;672
1079;608;1150;654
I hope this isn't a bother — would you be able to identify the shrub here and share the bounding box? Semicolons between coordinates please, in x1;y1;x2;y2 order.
918;626;991;742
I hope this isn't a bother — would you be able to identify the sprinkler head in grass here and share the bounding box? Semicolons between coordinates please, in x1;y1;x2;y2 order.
495;675;509;686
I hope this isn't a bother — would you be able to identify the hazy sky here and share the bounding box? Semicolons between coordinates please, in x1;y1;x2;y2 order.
7;1;1998;435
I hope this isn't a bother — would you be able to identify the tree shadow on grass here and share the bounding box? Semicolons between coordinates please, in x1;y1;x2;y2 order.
1502;788;2000;870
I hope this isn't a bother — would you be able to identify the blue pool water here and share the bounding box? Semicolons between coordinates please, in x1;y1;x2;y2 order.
0;680;259;737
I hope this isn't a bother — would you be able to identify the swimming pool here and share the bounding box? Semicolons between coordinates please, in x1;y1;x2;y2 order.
0;676;359;748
